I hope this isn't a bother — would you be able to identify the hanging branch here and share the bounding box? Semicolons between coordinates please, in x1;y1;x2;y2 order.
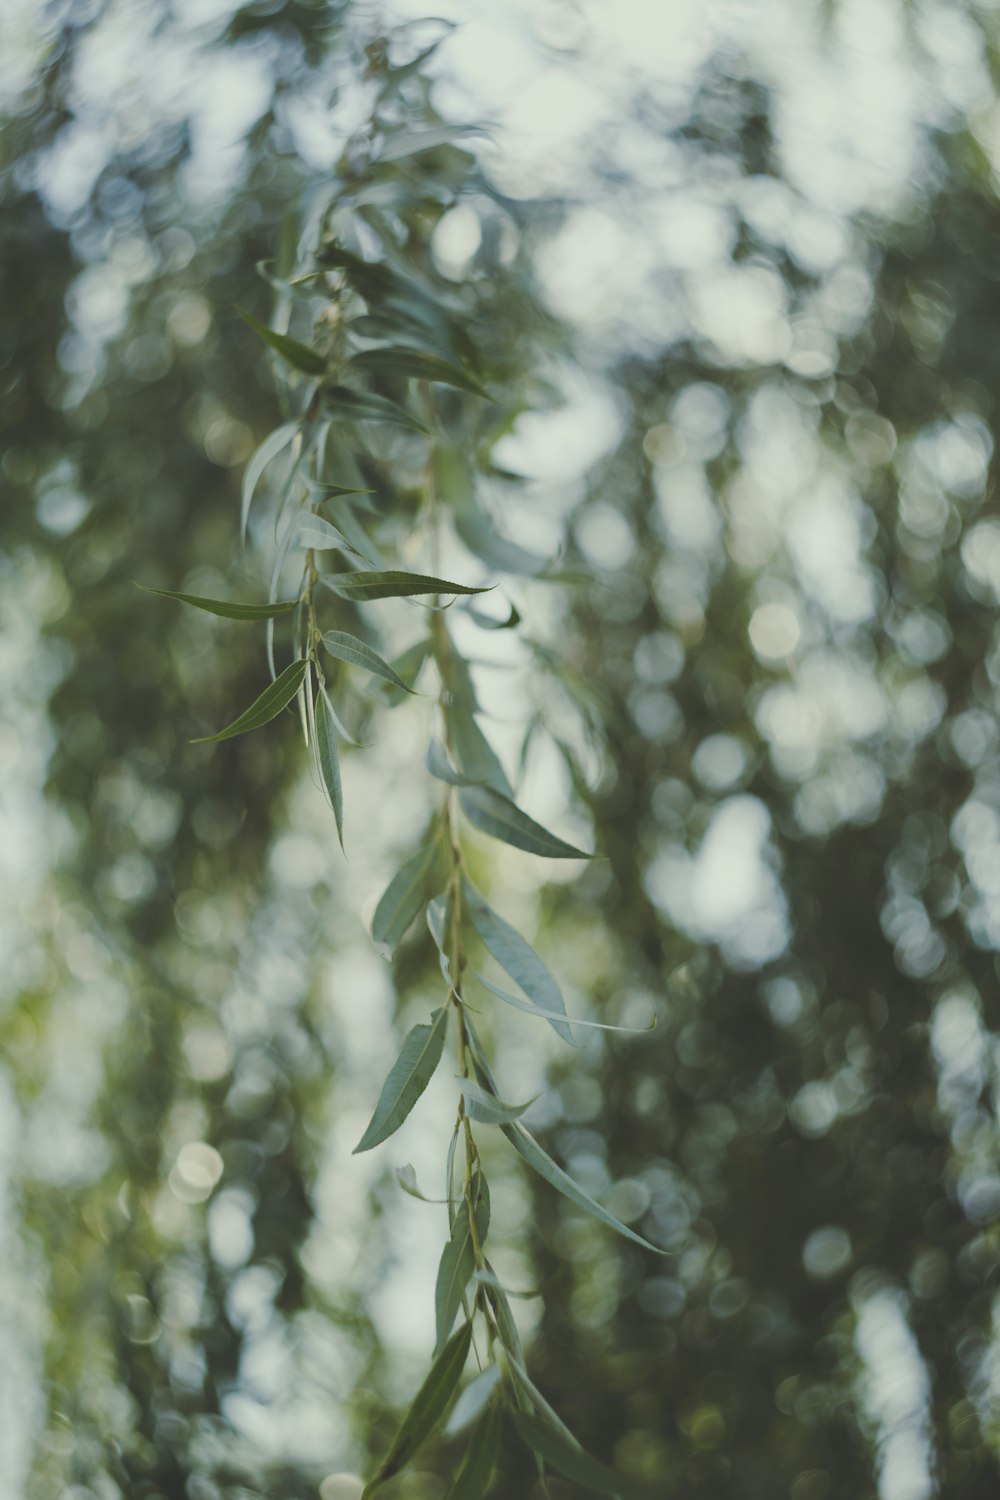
146;32;659;1499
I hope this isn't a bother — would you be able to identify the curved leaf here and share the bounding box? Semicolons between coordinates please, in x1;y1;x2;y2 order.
460;785;591;859
511;1410;647;1500
322;569;492;602
477;973;654;1037
322;631;415;692
434;1182;488;1354
457;1075;535;1126
137;585;297;621
241;420;298;544
239;308;326;375
315;689;345;850
501;1121;665;1253
191;658;309;744
353;1007;448;1153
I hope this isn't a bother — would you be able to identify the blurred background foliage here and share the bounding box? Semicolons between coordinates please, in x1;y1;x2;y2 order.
5;0;1000;1497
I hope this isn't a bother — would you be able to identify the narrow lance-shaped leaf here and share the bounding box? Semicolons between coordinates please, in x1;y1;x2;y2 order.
460;784;592;859
445;1404;502;1500
511;1410;648;1500
363;1321;473;1496
138;585;298;621
354;1007;448;1153
371;836;447;955
457;1075;535;1126
241;420;298;544
348;345;490;397
463;878;571;1043
239;308;326;375
477;972;655;1037
192;659;309;744
445;1366;501;1437
322;631;416;692
315;689;345;850
434;1175;490;1353
501;1120;665;1254
321;569;492;602
295;512;369;558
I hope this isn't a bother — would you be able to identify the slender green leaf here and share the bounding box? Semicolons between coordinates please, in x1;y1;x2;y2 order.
322;631;415;692
353;1008;448;1153
457;1076;535;1126
465;601;521;631
375;637;432;707
511;1410;647;1500
239;308;326;375
192;659;309;744
349;345;489;397
463;880;571;1042
137;585;298;621
365;1322;473;1494
241;420;298;544
501;1122;665;1253
434;1207;477;1355
460;785;591;859
482;1255;524;1364
322;569;492;602
322;382;429;433
445;1404;502;1500
445;1367;501;1438
478;974;653;1036
371;836;446;953
449;704;513;796
506;1355;581;1447
315;689;345;850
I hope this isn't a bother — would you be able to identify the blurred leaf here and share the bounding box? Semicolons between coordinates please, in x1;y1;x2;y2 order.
478;973;653;1036
295;513;365;556
501;1122;664;1253
375;637;432;707
321;569;491;602
427;737;477;787
322;382;429;433
445;1367;501;1437
241;421;299;544
191;659;309;744
460;785;591;859
450;704;513;797
379;124;486;161
238;308;326;374
315;689;345;850
445;1403;502;1500
322;630;415;692
511;1410;646;1500
353;1008;448;1153
464;600;521;631
364;1321;473;1494
349;345;489;397
463;879;571;1042
137;585;297;621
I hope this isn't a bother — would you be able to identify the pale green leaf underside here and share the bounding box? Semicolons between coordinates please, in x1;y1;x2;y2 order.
444;1366;501;1437
371;837;445;953
139;585;297;621
241;420;298;544
192;658;309;744
354;1007;448;1153
477;973;654;1037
